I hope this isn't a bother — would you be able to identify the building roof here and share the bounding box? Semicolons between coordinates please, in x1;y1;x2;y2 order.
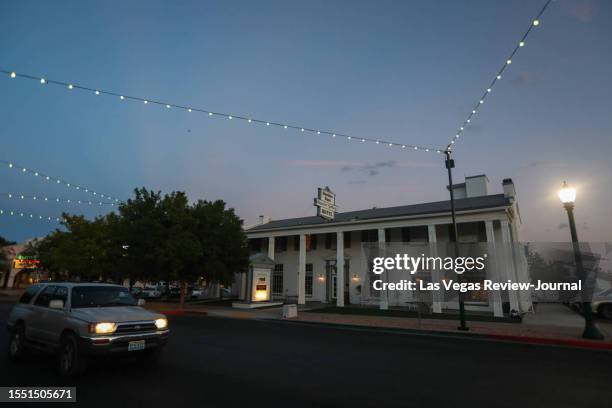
247;194;511;232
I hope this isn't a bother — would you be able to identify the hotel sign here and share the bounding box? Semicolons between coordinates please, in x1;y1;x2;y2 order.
12;255;40;270
314;187;337;220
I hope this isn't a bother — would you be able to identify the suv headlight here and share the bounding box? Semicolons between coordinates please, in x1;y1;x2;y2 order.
155;318;168;330
90;322;117;334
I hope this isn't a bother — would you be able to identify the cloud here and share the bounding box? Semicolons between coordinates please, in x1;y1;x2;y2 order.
511;72;537;86
290;158;438;177
289;160;359;168
358;160;397;177
560;0;595;23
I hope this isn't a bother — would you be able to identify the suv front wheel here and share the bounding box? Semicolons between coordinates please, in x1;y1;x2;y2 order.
58;334;87;377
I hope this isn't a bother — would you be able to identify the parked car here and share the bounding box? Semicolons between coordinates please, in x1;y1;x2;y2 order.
191;287;205;299
7;283;170;376
141;287;162;299
169;286;181;298
592;289;612;319
130;287;144;298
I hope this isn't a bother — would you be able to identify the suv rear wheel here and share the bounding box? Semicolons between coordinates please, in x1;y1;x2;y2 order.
8;324;26;361
58;334;87;377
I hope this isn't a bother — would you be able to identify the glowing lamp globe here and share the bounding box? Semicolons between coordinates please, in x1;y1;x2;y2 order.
558;182;576;204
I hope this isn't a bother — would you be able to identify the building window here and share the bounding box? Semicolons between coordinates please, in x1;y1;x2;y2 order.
293;236;300;251
272;264;284;296
305;264;313;297
401;227;411;243
361;230;377;243
325;233;336;250
306;234;317;251
249;238;262;253
278;237;288;252
344;232;351;248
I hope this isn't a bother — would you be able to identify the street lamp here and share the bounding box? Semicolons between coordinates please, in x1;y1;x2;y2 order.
558;181;603;340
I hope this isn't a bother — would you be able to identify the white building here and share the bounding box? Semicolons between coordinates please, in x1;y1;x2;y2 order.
244;175;530;317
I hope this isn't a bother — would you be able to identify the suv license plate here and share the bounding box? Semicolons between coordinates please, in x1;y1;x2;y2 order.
128;340;145;351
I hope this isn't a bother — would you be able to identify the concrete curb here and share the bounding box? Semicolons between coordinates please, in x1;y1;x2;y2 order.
158;309;209;316
489;333;612;351
272;319;612;352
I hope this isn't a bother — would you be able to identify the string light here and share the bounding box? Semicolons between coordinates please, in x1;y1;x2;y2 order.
0;193;115;207
445;0;552;151
0;208;64;223
0;159;122;202
1;2;552;157
1;69;439;153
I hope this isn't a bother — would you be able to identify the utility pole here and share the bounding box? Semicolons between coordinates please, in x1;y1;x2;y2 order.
445;151;468;331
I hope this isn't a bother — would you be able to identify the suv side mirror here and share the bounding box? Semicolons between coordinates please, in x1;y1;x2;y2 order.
49;299;64;310
137;299;146;306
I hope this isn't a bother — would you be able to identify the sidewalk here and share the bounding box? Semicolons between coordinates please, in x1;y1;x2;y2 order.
146;300;284;319
148;301;612;350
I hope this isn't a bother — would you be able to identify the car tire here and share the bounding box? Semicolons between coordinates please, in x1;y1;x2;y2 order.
58;334;87;377
8;324;27;361
599;304;612;320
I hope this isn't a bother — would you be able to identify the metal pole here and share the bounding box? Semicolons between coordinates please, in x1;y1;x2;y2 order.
564;203;603;340
445;151;468;331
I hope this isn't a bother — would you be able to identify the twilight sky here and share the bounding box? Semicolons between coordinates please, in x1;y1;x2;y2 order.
0;0;611;243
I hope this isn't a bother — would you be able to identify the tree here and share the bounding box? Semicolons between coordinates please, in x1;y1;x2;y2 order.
0;235;16;288
116;188;168;286
158;191;201;307
26;187;250;308
29;214;120;282
191;200;249;287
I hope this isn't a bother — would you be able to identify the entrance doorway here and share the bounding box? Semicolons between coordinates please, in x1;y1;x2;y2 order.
325;259;350;304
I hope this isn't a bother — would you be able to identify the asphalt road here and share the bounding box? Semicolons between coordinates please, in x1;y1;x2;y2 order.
1;302;612;408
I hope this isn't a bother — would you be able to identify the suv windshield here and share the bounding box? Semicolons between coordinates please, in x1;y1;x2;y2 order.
71;286;137;308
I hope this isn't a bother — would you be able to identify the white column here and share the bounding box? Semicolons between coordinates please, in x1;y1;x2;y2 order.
501;220;520;312
298;234;306;305
336;232;345;307
428;225;442;313
267;236;275;260
378;228;389;310
485;221;503;317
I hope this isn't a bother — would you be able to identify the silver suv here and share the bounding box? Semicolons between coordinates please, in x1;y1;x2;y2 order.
7;283;170;376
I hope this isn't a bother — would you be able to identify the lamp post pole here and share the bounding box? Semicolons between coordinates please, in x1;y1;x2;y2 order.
445;150;468;331
561;199;603;340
